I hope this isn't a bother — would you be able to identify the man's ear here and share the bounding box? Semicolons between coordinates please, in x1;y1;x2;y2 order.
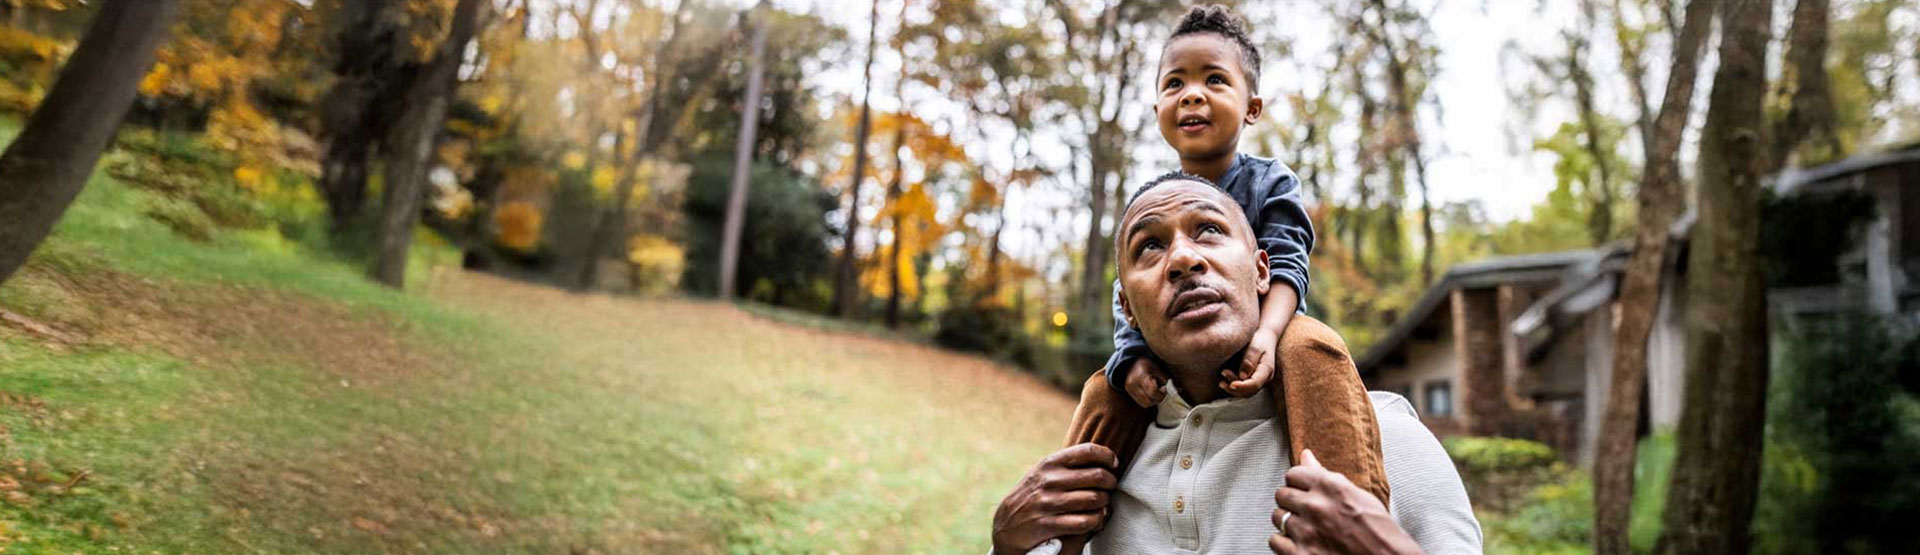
1244;94;1264;125
1253;249;1271;296
1118;286;1137;328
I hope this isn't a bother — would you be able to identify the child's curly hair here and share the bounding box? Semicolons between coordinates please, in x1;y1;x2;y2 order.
1168;5;1262;90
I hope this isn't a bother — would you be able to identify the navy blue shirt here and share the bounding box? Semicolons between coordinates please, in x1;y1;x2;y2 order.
1105;153;1316;391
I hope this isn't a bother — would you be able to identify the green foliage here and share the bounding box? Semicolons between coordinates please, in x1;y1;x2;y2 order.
1445;436;1559;473
1483;471;1592;555
1627;432;1674;552
679;156;836;308
1755;315;1920;554
1474;433;1673;555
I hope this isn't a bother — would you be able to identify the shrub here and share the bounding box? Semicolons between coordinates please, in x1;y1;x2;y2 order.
1482;471;1592;555
1444;436;1559;473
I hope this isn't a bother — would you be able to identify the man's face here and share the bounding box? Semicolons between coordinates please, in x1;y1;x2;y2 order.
1116;180;1269;375
1155;34;1262;164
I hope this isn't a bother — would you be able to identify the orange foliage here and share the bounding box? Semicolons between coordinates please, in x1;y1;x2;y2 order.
493;201;543;252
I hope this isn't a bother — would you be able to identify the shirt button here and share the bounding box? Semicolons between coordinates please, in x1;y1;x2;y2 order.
1191;414;1203;425
1174;496;1186;513
1180;455;1193;469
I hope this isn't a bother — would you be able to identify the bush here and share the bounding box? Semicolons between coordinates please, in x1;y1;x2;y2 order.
1445;436;1559;473
1482;471;1592;555
1444;436;1562;516
1755;315;1920;554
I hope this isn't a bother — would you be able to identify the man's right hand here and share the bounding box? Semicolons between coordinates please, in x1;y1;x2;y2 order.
1123;358;1169;407
991;444;1120;554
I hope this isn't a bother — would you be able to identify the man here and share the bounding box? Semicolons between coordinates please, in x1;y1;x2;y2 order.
991;174;1481;554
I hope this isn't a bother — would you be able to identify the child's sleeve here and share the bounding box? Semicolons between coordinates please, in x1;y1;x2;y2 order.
1259;166;1316;310
1103;279;1152;391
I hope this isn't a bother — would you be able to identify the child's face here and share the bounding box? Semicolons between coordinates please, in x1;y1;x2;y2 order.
1155;34;1262;164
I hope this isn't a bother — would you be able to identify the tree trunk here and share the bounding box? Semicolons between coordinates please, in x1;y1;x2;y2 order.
0;0;179;286
1655;1;1771;553
1767;0;1839;172
317;0;401;235
373;0;487;288
833;0;881;318
884;0;910;327
1592;1;1716;553
1612;0;1657;155
718;8;770;301
1075;137;1110;338
1366;0;1436;286
1567;30;1618;246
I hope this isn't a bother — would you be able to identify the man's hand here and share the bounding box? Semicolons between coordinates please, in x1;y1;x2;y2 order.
1124;358;1169;407
992;444;1121;554
1269;450;1422;555
1223;327;1278;397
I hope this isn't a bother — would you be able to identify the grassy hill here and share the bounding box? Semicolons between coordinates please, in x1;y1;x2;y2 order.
0;122;1073;553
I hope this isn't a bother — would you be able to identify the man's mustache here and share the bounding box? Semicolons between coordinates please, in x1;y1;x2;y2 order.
1163;278;1227;319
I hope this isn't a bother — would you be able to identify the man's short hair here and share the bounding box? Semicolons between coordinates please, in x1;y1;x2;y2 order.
1129;170;1215;206
1168;5;1262;90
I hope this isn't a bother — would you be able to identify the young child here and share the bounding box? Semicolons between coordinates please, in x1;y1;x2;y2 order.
1060;3;1390;537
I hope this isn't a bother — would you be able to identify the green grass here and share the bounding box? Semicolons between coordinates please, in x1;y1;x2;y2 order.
0;120;1071;553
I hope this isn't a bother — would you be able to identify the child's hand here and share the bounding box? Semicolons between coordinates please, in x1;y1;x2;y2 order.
1124;358;1169;407
1221;328;1278;397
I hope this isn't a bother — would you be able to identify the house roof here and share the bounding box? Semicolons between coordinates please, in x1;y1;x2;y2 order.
1773;144;1920;195
1353;145;1920;376
1353;249;1602;373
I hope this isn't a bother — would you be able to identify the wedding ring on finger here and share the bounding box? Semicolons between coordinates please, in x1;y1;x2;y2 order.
1279;511;1294;536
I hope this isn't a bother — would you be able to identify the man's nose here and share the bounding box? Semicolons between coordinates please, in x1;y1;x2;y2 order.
1165;239;1207;281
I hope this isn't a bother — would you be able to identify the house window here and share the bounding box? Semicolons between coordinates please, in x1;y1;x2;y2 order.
1424;380;1453;418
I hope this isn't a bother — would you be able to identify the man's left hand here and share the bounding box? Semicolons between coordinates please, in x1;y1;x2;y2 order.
1269;450;1422;555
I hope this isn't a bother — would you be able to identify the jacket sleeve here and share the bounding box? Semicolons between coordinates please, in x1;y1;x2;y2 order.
1258;165;1315;310
1104;278;1152;391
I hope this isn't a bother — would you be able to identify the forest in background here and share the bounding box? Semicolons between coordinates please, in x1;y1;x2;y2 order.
2;0;1916;383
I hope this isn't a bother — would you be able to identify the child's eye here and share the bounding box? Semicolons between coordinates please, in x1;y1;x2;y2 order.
1163;78;1182;91
1207;74;1227;86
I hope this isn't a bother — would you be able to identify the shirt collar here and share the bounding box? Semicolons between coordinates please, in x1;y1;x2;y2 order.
1153;380;1277;427
1216;153;1249;187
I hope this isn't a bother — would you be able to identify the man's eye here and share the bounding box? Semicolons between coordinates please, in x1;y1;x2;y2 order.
1199;223;1224;235
1138;239;1163;254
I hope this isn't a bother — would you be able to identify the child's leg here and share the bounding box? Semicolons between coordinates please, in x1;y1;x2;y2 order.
1276;315;1392;506
1062;369;1155;475
1057;369;1154;553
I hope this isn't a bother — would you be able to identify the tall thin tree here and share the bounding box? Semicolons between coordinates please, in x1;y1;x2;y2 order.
1656;0;1773;553
1592;0;1716;552
833;0;882;317
1768;0;1840;171
718;4;771;300
0;0;180;286
1364;0;1438;286
373;0;488;288
1563;9;1619;246
883;0;911;328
